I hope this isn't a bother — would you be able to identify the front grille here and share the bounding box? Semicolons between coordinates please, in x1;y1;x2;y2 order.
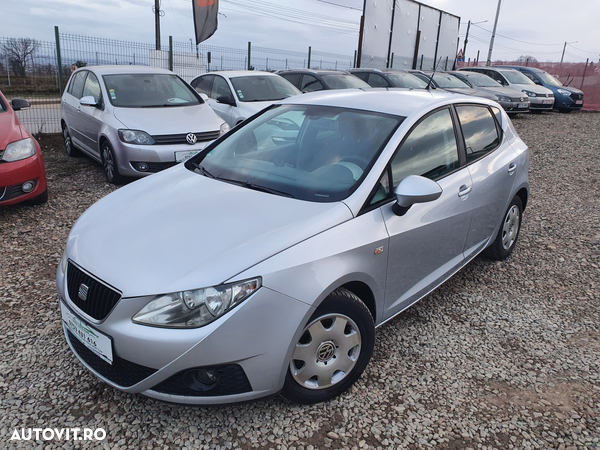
66;330;157;387
0;186;6;201
152;131;220;145
511;97;527;102
530;103;553;109
571;93;583;100
66;262;121;321
152;365;252;397
11;185;24;197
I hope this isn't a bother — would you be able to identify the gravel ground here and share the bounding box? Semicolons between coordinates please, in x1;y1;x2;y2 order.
1;111;599;450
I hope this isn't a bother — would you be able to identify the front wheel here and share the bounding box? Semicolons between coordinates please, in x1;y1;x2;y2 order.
485;196;523;260
281;288;375;404
101;141;124;185
63;126;80;157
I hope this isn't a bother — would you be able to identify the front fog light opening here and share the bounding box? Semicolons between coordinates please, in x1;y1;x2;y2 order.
182;368;220;392
22;180;36;193
135;162;150;172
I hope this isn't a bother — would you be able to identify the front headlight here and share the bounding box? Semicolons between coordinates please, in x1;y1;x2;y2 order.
497;95;511;102
118;129;156;145
219;121;230;136
557;89;572;96
59;248;68;274
132;277;261;328
522;90;536;97
1;138;36;162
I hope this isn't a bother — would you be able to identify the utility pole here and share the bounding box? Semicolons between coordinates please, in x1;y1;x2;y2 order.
463;20;487;61
560;41;578;65
486;0;502;66
154;0;162;50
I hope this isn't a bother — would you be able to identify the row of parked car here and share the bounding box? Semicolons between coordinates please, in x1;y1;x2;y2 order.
1;63;581;207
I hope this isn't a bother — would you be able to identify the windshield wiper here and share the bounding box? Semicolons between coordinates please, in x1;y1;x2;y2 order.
216;177;294;198
190;161;215;178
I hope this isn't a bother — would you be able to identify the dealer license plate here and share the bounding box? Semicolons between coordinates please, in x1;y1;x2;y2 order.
518;103;528;108
175;150;201;162
575;100;583;105
542;99;553;104
61;302;113;364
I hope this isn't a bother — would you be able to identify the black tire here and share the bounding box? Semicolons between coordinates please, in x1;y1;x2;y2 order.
63;126;81;157
485;195;523;261
101;141;125;185
281;288;375;405
27;188;48;206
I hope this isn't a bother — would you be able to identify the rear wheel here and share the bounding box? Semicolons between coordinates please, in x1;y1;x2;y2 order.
101;141;125;184
282;288;375;404
485;196;523;260
63;126;80;157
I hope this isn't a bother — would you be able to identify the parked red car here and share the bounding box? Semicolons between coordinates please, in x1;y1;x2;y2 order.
0;90;47;206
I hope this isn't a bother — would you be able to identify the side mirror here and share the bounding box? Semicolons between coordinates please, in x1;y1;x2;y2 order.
533;79;542;85
80;96;98;107
217;95;235;106
11;98;30;111
392;175;442;216
199;93;209;102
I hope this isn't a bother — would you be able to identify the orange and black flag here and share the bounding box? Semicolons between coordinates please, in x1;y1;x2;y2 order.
193;0;219;45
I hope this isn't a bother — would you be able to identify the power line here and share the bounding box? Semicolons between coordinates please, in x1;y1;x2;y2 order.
316;0;362;11
569;44;598;55
472;23;563;47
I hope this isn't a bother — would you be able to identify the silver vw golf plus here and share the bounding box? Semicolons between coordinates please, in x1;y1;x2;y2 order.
57;89;529;405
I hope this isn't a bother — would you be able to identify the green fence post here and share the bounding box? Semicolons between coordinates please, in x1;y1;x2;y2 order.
247;42;251;70
390;52;394;68
169;36;173;71
307;46;311;69
353;50;357;68
54;26;63;95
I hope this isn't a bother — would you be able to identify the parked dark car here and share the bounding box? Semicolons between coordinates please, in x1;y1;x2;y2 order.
348;68;428;89
449;71;530;114
278;69;370;93
409;70;499;102
493;66;583;112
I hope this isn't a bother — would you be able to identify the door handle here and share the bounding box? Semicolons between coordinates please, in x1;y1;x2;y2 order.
458;185;472;197
508;163;517;175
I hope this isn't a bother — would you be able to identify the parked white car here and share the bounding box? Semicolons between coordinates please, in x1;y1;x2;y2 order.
61;65;229;184
190;71;301;127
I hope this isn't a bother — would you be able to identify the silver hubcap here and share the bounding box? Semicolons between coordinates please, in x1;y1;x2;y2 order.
102;146;114;181
290;313;361;390
501;205;520;250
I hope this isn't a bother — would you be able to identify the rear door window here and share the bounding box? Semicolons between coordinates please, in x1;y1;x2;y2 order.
456;105;500;163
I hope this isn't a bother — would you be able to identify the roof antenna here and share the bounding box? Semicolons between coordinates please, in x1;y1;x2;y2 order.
425;57;443;91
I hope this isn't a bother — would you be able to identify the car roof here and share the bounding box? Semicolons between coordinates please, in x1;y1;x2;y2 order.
279;69;350;75
80;65;175;76
494;65;544;73
201;70;280;79
276;88;490;118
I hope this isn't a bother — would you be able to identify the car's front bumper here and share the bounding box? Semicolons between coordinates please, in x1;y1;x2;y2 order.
555;93;584;111
57;264;313;405
110;138;215;178
0;151;47;206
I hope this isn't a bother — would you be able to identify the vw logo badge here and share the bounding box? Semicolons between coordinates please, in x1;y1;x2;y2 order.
186;133;197;145
78;283;89;301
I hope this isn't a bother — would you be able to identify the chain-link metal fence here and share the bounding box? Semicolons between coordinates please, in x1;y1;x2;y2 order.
0;29;355;134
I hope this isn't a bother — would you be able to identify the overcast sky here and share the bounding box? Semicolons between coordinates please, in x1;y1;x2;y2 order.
2;0;597;64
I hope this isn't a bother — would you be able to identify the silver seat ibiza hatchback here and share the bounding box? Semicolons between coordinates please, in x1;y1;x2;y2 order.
57;89;529;405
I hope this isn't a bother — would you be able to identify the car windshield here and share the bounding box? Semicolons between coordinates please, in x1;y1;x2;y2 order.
230;75;301;102
431;73;470;88
321;74;371;89
536;71;563;87
103;73;201;107
501;70;534;85
459;72;499;88
187;104;402;202
385;72;428;88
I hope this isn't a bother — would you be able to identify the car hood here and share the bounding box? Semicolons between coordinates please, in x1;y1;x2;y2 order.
476;85;525;99
0;109;24;150
66;165;353;297
441;87;496;100
511;84;553;95
560;86;583;95
112;103;223;134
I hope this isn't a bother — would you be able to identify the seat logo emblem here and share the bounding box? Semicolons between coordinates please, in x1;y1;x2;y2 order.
186;133;197;145
78;283;89;301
